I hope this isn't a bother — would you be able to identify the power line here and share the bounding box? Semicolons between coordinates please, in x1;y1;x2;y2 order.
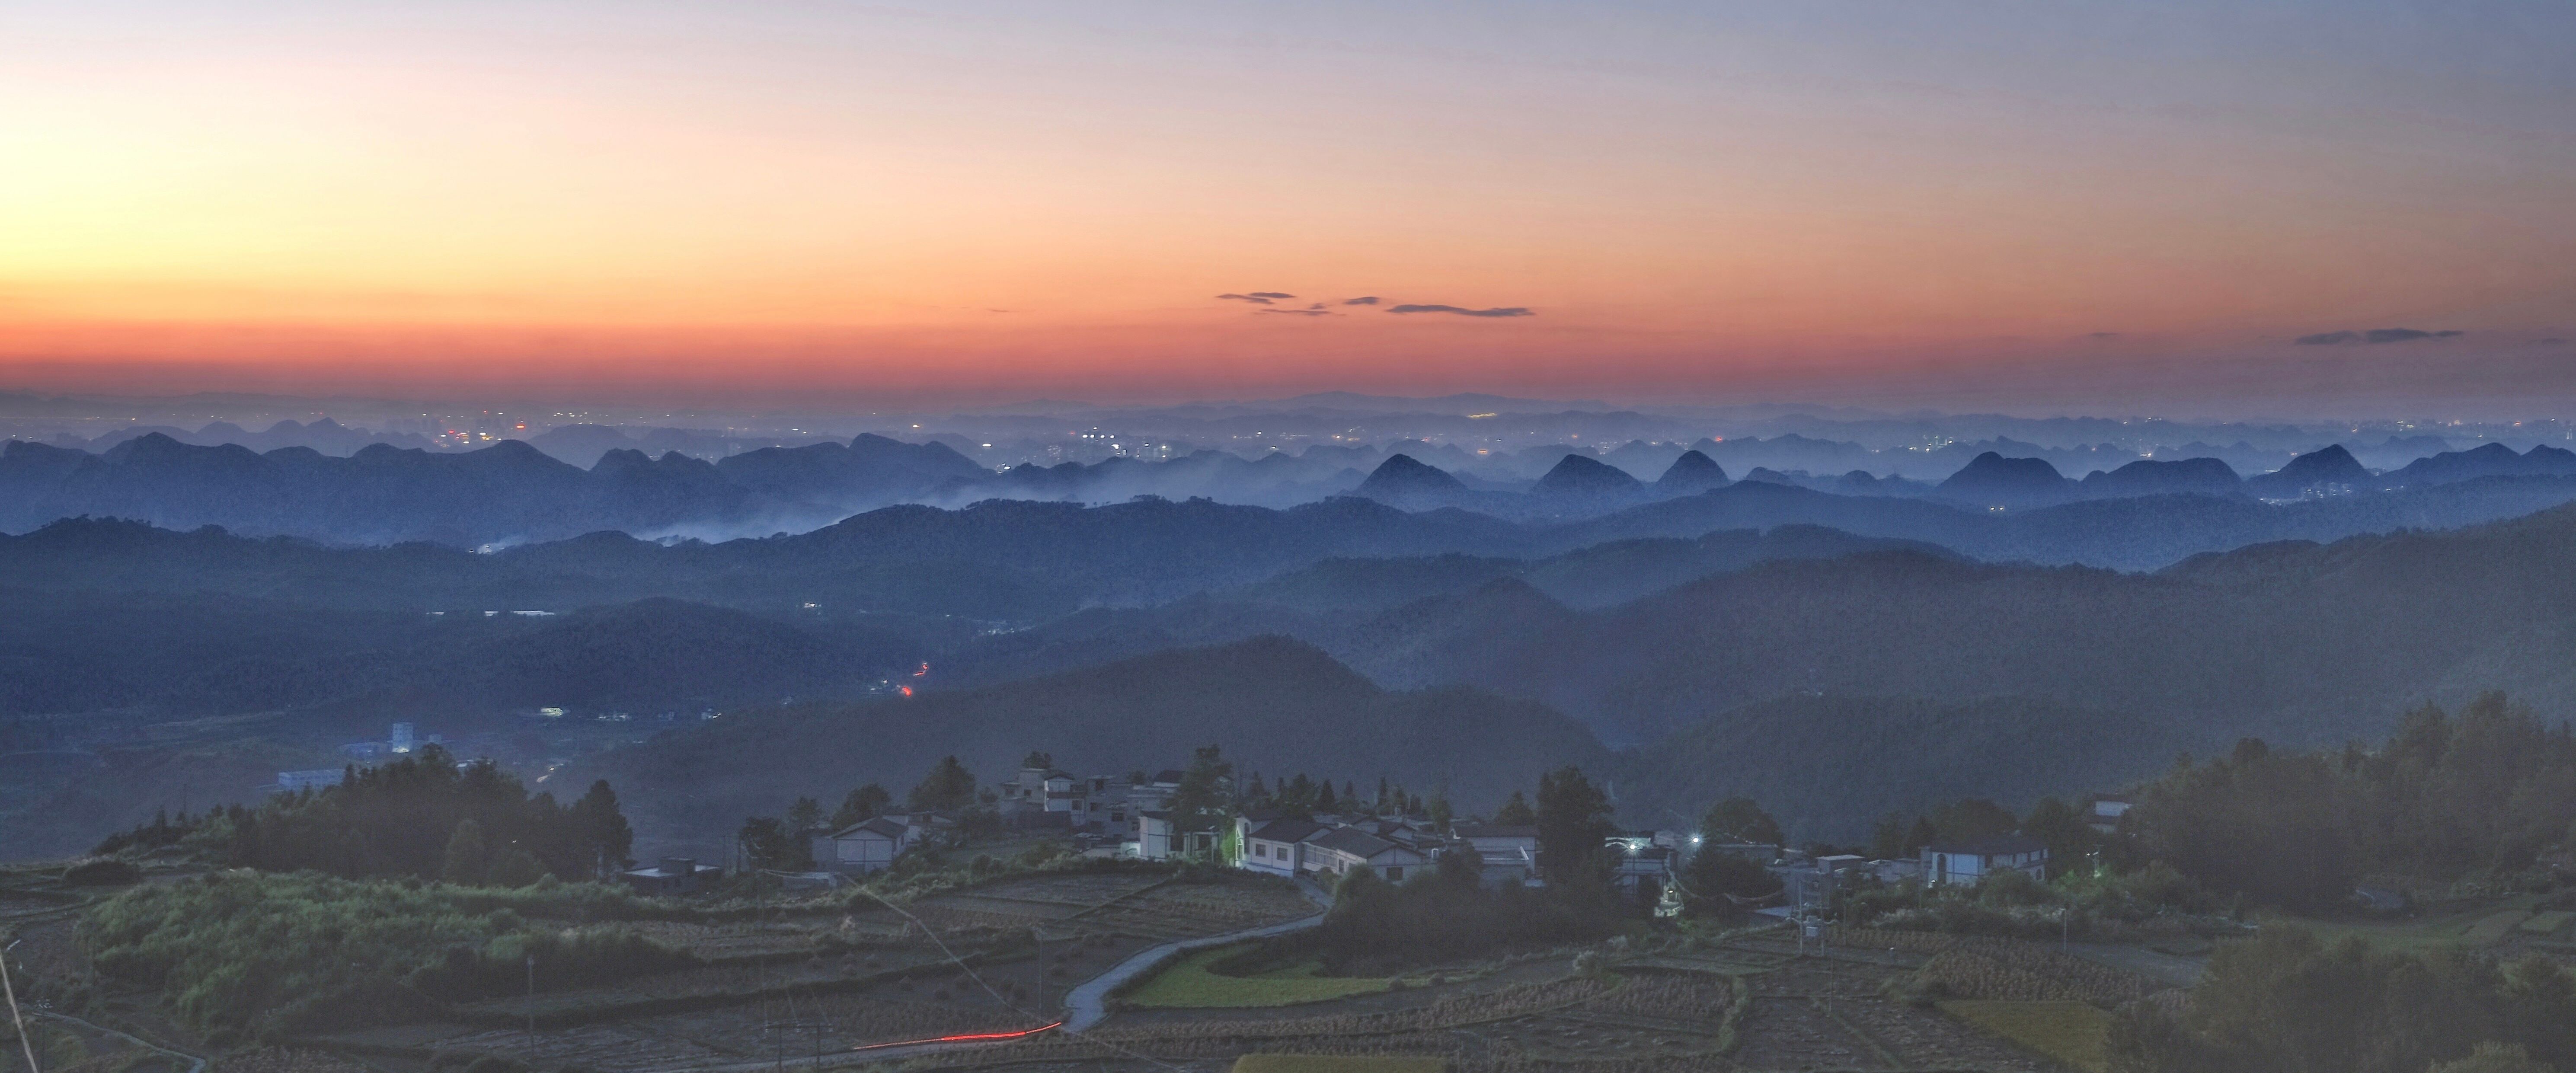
850;885;1185;1072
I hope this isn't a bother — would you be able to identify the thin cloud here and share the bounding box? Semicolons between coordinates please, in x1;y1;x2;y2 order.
1259;308;1333;316
2364;328;2463;344
1215;293;1275;305
1250;291;1294;300
2296;328;2465;345
1387;303;1534;318
1342;296;1381;306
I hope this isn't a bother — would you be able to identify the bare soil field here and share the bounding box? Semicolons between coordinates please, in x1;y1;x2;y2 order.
287;870;1319;1073
10;854;2180;1073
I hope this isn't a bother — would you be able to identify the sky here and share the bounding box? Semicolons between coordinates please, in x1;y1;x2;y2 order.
3;1;2573;415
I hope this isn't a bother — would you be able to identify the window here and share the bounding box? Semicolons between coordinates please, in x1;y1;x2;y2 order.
1385;866;1404;881
1253;844;1267;857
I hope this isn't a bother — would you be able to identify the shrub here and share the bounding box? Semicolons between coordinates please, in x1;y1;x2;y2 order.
60;858;142;886
80;871;697;1033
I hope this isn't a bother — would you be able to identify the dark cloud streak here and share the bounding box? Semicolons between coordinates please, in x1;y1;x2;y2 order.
1386;303;1534;318
2296;327;2465;345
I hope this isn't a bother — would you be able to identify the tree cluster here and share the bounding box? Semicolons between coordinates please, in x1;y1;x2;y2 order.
122;747;633;885
1288;847;1618;969
2111;925;2576;1073
1238;765;1439;824
2121;693;2576;909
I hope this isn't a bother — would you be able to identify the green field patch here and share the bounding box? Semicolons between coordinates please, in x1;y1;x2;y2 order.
2263;897;2540;957
2462;910;2532;945
1127;943;1394;1008
1232;1056;1445;1073
1940;1000;2111;1073
2519;911;2573;936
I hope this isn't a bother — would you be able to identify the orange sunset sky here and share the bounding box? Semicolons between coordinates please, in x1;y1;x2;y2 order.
4;3;2573;409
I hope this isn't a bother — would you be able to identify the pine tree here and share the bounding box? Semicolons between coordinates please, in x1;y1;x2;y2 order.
908;756;978;812
786;796;825;833
487;845;546;887
832;784;892;828
571;779;635;876
441;818;487;885
1535;766;1613;886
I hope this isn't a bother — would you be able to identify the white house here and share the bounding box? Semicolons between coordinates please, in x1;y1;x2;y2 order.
818;816;911;874
1921;835;2049;886
1304;827;1429;884
1137;810;1176;860
1448;823;1538;885
2087;796;2133;835
1240;818;1327;877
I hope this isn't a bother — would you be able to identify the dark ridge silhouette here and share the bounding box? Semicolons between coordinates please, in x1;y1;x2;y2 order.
2080;457;2244;498
1353;453;1470;498
1934;451;2075;506
2385;442;2576;486
2245;444;2370;496
1650;449;1729;495
1531;453;1644;498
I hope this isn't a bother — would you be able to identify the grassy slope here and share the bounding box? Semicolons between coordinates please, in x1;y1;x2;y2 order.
1125;944;1393;1008
1940;1000;2110;1072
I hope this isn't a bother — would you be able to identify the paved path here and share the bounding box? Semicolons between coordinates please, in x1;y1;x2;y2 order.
1061;877;1334;1032
32;1009;207;1073
688;877;1337;1070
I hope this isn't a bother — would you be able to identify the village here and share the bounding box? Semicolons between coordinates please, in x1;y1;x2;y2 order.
26;735;2568;1073
676;754;2081;928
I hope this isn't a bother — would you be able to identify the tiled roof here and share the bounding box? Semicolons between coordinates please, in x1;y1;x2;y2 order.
828;816;909;840
1247;819;1329;843
1310;827;1413;859
1924;835;2047;857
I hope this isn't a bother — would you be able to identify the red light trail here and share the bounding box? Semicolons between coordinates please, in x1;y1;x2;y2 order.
847;1020;1064;1052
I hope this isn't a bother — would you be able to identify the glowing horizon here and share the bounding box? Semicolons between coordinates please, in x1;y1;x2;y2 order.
5;3;2573;410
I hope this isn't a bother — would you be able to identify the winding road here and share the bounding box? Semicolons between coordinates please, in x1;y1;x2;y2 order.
689;876;1335;1071
1061;876;1335;1032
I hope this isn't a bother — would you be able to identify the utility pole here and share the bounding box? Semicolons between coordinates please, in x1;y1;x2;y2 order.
524;955;535;1060
5;939;41;1073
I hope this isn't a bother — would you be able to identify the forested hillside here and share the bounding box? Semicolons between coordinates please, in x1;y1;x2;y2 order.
1611;694;2174;840
579;636;1612;843
1014;501;2576;751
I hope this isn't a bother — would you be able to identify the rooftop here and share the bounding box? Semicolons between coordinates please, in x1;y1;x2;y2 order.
1309;826;1406;859
1246;818;1329;843
1924;834;2048;857
828;816;909;839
